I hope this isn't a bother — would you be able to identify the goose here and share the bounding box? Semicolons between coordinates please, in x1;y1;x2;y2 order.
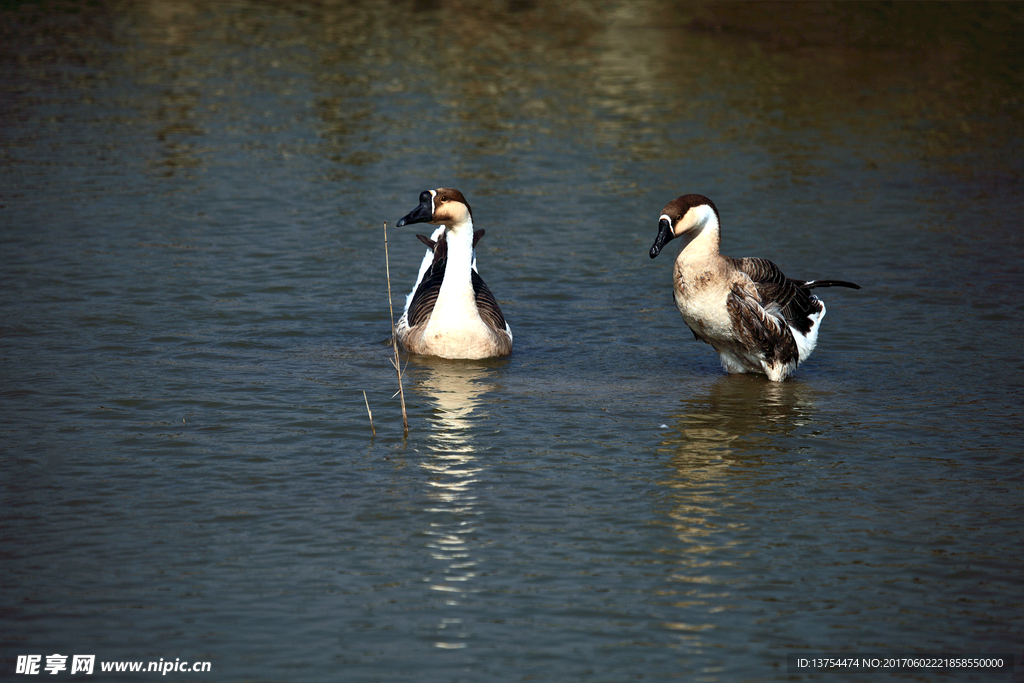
648;194;859;381
394;188;512;359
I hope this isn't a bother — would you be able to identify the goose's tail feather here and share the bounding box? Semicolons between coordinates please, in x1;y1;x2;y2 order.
804;279;861;290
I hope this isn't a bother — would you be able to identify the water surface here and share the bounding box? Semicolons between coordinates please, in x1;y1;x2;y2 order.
2;2;1023;681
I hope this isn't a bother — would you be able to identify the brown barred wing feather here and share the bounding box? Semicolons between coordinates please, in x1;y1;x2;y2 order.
730;257;820;335
726;280;799;368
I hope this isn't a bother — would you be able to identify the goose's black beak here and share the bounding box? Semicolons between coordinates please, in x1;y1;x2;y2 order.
397;191;433;227
649;217;673;259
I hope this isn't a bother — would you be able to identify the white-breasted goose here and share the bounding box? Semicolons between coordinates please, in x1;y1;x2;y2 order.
395;188;512;359
648;194;859;381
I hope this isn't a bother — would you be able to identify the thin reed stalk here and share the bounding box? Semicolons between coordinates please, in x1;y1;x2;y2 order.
383;221;409;436
362;390;375;437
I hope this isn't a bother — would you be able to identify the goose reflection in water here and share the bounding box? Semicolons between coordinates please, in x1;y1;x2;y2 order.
410;360;497;650
653;376;818;636
658;375;817;468
656;375;817;521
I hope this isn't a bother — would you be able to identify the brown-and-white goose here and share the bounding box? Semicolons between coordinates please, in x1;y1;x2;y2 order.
648;194;859;381
395;188;512;359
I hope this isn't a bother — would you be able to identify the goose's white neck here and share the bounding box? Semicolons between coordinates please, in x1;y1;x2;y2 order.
433;217;478;317
441;218;475;282
676;207;721;263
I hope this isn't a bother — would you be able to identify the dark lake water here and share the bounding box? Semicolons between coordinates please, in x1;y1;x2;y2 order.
2;2;1023;681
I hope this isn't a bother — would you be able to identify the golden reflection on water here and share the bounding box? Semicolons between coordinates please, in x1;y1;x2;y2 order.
410;361;497;650
129;1;209;174
55;0;1020;184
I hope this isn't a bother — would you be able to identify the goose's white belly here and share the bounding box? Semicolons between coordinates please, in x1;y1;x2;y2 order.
420;289;494;359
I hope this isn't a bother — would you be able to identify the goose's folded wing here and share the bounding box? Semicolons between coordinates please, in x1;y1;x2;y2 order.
731;257;818;335
727;279;799;365
406;260;445;328
471;271;508;332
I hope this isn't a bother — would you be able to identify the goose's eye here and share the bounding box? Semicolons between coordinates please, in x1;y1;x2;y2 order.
439;196;447;202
